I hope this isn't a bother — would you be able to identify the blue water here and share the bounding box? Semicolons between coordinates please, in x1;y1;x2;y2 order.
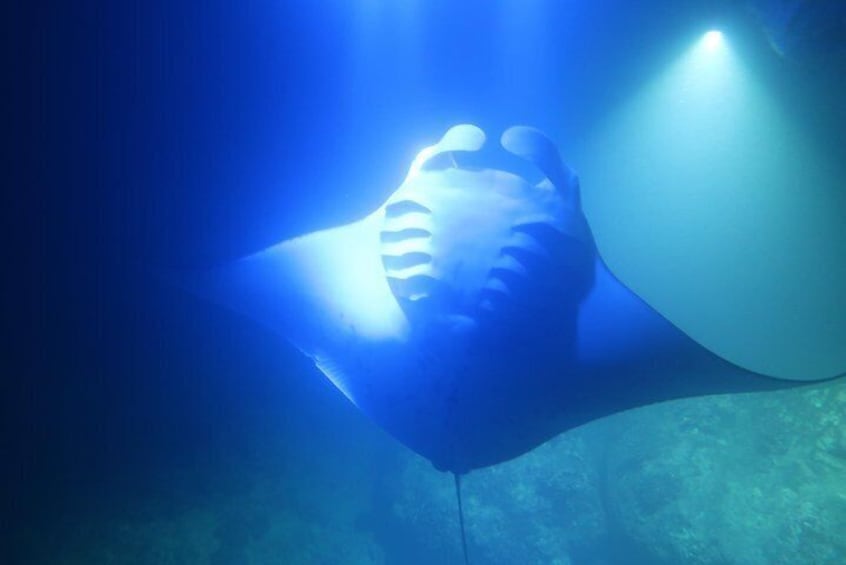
5;1;846;563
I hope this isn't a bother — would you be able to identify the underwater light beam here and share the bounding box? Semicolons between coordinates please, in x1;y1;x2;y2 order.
703;29;724;50
574;23;846;378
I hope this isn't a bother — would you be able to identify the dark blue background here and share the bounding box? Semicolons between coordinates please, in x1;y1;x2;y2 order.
5;0;842;552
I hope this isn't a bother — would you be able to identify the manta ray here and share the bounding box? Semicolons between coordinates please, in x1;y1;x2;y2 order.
190;124;840;476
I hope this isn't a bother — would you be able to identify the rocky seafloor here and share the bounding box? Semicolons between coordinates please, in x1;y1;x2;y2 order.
11;379;846;565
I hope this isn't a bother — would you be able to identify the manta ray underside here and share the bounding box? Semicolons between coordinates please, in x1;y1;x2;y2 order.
189;124;841;474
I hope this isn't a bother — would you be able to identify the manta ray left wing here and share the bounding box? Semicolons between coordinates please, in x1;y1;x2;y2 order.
185;124;842;473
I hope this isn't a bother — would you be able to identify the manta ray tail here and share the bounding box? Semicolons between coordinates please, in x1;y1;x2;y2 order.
454;472;470;565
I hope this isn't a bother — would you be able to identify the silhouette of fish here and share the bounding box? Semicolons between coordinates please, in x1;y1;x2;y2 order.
187;124;841;474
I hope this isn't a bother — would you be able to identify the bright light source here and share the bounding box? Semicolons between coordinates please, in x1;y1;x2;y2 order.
703;30;723;50
574;17;845;376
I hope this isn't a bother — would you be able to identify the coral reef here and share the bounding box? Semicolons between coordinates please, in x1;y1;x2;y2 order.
16;382;846;564
602;383;846;564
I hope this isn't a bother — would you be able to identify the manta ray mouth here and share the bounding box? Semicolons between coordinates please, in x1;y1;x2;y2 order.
378;127;595;336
